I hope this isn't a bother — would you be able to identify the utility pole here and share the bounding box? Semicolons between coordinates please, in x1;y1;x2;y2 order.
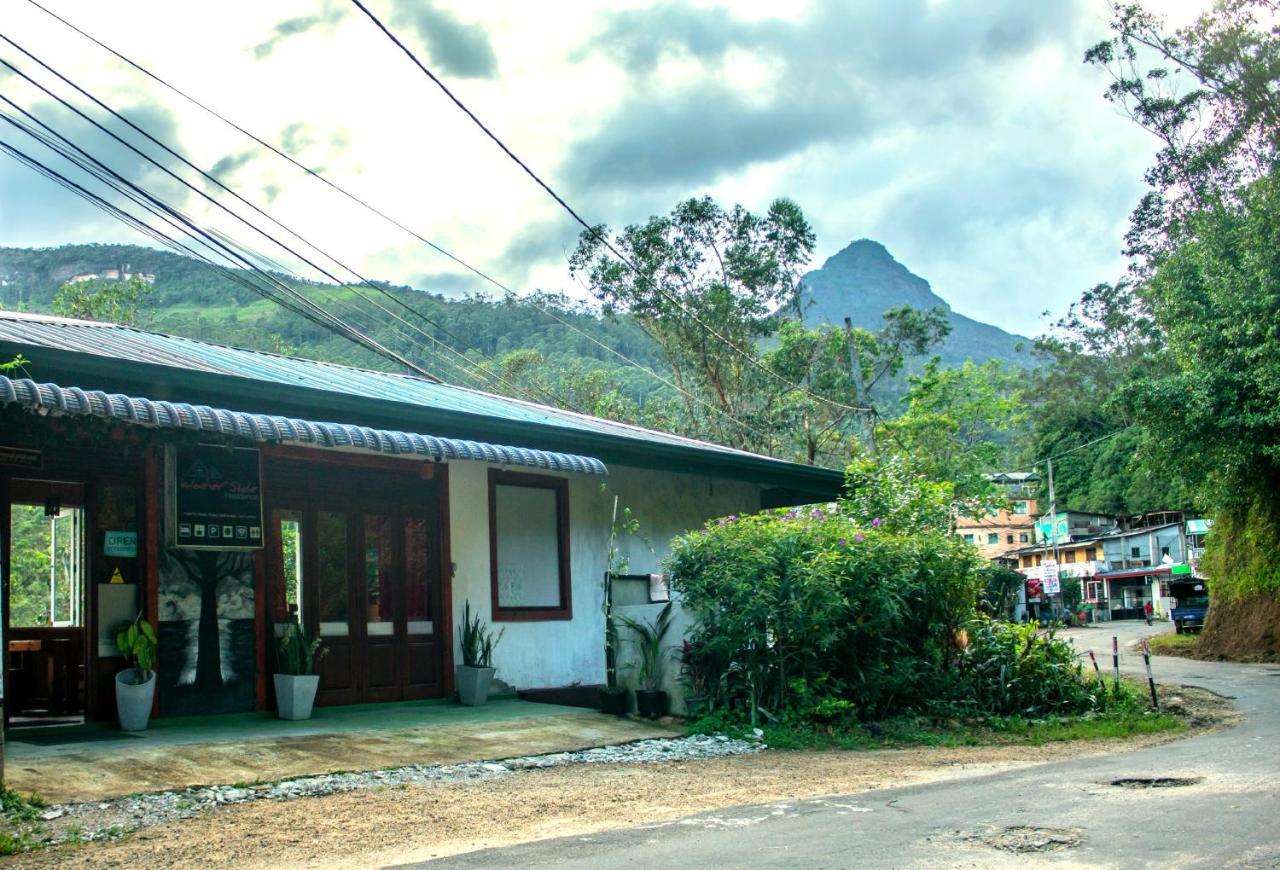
1046;457;1062;619
844;317;876;457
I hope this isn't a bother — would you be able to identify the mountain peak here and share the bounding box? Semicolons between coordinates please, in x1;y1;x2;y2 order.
826;238;894;266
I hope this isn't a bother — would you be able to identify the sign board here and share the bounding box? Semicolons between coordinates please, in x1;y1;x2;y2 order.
104;530;137;557
1041;559;1060;594
166;445;263;550
1186;518;1213;535
0;445;41;470
1170;562;1193;576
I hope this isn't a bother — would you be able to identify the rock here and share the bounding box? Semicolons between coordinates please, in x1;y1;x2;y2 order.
40;808;64;821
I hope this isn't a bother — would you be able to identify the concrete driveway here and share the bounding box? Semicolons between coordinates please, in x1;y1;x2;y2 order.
412;622;1280;869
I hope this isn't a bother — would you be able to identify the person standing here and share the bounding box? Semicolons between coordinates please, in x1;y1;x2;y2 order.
1144;599;1154;626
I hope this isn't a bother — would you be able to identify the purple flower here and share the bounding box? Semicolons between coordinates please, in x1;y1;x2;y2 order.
698;529;708;536
727;514;738;522
855;533;865;542
718;518;727;527
872;517;881;528
810;508;823;519
838;538;847;547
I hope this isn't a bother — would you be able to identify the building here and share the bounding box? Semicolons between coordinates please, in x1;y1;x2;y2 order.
955;472;1039;562
0;311;843;725
1011;512;1205;621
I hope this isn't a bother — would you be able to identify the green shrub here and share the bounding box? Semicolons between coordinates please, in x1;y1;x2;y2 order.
669;462;1129;730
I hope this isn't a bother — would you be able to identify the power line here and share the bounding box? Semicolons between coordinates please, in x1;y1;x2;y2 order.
16;3;779;443
347;0;874;417
0;38;567;403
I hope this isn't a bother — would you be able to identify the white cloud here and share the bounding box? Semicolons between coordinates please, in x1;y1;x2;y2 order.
0;0;1217;336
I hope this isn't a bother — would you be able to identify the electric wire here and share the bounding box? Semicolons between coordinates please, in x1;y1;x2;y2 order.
16;2;785;446
348;0;875;416
0;38;567;403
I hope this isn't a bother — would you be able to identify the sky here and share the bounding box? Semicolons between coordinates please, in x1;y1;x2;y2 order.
0;0;1214;337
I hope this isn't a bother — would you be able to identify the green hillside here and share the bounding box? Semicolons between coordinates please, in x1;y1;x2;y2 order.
0;243;674;412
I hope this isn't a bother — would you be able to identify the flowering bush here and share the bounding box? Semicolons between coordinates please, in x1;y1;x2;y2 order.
668;487;983;722
669;461;1122;726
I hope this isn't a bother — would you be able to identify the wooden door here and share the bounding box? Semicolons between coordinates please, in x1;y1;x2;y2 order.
265;463;443;707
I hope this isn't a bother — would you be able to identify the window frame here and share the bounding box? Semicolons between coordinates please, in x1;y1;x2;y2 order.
488;469;572;622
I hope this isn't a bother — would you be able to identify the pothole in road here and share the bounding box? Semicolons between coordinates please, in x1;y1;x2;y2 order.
1110;776;1202;789
969;826;1084;853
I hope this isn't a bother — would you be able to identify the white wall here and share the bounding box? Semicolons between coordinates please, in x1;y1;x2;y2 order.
447;461;763;698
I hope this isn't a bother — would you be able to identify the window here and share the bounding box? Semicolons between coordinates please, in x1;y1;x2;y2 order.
1131;546;1141;558
987;532;999;545
489;470;571;620
963;533;975;544
1007;534;1015;544
1012;500;1030;515
1065;550;1077;563
1161;546;1170;557
1019;532;1030;543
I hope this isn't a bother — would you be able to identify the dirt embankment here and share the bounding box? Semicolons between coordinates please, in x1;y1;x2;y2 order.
1195;592;1280;662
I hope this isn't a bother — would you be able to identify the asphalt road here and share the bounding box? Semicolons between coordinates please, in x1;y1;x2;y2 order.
405;621;1280;869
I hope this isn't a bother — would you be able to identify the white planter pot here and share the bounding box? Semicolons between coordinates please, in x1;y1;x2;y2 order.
115;668;156;732
274;673;320;720
456;665;496;706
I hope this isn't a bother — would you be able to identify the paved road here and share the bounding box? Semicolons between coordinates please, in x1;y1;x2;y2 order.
407;621;1280;869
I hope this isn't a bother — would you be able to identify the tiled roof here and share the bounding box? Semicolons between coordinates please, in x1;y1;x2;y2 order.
0;375;608;475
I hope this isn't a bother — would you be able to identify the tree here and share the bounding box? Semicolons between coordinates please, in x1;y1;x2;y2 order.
569;196;815;452
1079;2;1280;654
52;275;154;326
881;358;1023;513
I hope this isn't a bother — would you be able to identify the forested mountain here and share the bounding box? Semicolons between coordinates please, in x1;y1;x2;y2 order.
0;240;1031;420
800;240;1032;369
0;242;671;406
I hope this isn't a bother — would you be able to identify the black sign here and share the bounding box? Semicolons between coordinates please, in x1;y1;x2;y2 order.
167;445;263;550
0;445;42;470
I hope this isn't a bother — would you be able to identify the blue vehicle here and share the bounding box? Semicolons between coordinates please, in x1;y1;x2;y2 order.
1169;580;1209;634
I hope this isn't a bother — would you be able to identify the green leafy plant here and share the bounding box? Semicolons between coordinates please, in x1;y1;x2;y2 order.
617;601;676;692
114;611;157;676
458;600;503;668
276;620;325;675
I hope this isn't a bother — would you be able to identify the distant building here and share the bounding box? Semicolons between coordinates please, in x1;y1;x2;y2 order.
955;472;1039;562
67;263;155;286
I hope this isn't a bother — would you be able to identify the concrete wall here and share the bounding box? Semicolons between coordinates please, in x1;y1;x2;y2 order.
447;461;764;699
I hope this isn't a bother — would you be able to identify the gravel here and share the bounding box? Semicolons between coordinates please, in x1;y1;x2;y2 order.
9;734;762;849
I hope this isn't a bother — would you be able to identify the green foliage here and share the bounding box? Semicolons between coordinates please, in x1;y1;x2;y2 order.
458;600;503;668
53;276;154;326
617;601;676;692
114;611;157;675
276;620;325;675
881;358;1022;511
570;195;816;452
0;354;28;375
953;619;1130;718
978;565;1026;619
668;464;984;723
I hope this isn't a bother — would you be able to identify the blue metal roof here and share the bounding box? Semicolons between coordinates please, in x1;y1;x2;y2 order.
0;375;608;475
0;311;847;496
0;312;781;462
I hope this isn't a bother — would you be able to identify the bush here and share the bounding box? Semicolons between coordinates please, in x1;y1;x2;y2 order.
668;466;984;723
669;462;1129;729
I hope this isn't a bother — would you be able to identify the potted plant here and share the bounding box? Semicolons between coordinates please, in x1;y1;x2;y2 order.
114;612;157;732
599;614;629;715
618;601;675;719
457;600;503;706
274;621;325;720
677;638;716;718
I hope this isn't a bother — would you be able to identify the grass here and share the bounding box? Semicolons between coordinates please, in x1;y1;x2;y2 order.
1148;633;1201;656
734;710;1185;752
0;787;48;855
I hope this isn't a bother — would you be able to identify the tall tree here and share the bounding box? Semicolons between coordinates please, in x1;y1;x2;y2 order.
569;196;815;452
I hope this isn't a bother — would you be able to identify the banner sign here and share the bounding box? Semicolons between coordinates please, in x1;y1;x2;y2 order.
166;445;263;550
1042;559;1061;594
